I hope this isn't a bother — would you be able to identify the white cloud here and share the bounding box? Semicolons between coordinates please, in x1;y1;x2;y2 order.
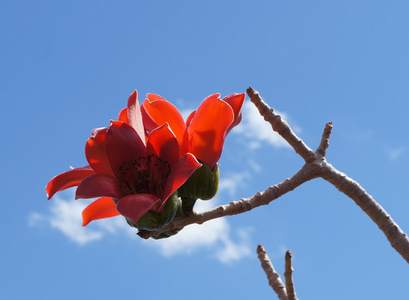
247;158;262;173
146;200;252;264
214;227;253;264
29;193;134;245
218;171;250;196
234;101;294;149
30;192;253;264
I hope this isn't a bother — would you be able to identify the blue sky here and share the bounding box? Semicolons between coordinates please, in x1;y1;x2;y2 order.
2;1;409;299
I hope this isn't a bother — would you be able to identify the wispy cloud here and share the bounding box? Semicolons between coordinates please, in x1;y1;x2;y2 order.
218;171;251;197
29;191;252;264
385;146;404;161
29;193;134;245
146;200;252;264
234;101;295;149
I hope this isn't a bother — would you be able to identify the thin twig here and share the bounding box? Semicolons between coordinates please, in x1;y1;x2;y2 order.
257;245;288;300
316;122;333;157
284;251;298;300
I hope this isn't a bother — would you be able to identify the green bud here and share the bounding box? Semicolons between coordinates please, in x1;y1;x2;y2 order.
151;228;181;240
127;192;181;231
177;164;220;200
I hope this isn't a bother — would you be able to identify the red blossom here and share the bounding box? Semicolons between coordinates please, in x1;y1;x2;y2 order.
141;92;245;169
47;90;201;226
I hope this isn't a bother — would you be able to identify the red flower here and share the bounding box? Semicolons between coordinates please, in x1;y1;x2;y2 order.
141;92;245;170
46;90;201;226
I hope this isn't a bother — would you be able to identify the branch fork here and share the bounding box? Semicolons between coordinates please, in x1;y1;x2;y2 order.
257;245;298;300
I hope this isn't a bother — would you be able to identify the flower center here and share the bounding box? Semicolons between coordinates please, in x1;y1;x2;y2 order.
117;155;171;197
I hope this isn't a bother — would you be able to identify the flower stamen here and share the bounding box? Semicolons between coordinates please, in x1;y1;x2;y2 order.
117;155;171;197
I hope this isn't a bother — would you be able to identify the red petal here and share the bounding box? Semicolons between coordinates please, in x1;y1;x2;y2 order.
147;93;166;101
118;108;128;123
187;94;234;169
160;153;201;211
105;121;146;177
82;197;120;226
75;173;122;200
140;102;158;133
46;166;95;199
222;93;245;133
185;110;196;127
85;127;114;176
141;98;188;155
116;194;162;223
147;123;179;167
127;90;146;145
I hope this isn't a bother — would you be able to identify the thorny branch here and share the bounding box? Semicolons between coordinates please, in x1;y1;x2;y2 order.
140;87;409;266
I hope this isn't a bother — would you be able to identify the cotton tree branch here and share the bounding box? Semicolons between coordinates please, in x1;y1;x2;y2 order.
284;251;298;300
257;246;299;300
246;87;409;264
247;87;315;163
140;88;409;265
257;244;288;300
138;162;320;239
316;122;333;157
320;164;409;263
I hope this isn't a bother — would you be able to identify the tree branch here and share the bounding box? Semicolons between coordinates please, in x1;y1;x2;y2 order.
284;251;298;300
141;87;409;265
246;87;315;163
257;244;288;300
246;87;409;264
316;122;333;157
320;163;409;263
138;162;319;239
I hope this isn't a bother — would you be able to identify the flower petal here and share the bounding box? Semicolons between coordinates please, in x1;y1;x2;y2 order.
147;93;166;101
116;194;162;223
82;197;120;226
147;123;179;167
185;110;196;127
85;127;114;176
46;165;95;199
105;121;146;178
160;153;201;211
118;108;128;123
141;97;188;155
187;94;234;169
222;93;245;133
127;90;146;145
75;173;122;199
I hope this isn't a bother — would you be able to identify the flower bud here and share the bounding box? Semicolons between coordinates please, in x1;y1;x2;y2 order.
127;192;181;231
151;228;181;240
177;164;220;200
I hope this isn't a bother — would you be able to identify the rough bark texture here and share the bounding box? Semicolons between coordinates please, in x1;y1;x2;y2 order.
284;251;298;300
257;244;288;300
